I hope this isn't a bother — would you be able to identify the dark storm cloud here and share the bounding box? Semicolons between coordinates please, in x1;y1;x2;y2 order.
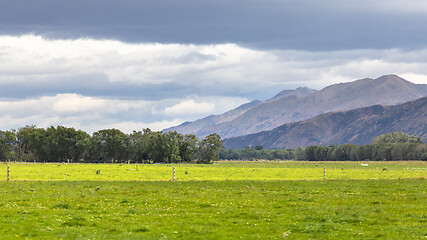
0;73;274;101
0;74;195;100
2;0;427;50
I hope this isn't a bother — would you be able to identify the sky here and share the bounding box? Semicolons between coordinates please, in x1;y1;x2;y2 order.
1;0;427;133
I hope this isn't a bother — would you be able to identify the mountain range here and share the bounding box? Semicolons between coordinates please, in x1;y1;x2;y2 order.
223;96;427;149
165;75;427;141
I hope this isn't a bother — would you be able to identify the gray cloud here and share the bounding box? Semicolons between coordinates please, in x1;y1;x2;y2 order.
1;0;427;134
1;36;427;103
0;74;205;101
0;93;248;133
1;0;427;50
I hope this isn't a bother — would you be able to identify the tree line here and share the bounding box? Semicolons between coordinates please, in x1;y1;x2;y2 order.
303;132;426;161
1;129;425;162
221;132;427;161
0;126;222;163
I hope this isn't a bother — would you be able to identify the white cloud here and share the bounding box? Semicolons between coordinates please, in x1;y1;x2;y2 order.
0;93;248;133
52;94;109;114
162;100;215;116
1;35;427;96
398;73;427;84
317;0;427;14
96;120;184;134
0;35;427;133
160;96;249;117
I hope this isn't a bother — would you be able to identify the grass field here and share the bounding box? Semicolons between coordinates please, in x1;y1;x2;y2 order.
1;161;426;181
0;161;426;239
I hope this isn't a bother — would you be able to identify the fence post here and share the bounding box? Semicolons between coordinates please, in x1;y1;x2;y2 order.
323;167;326;180
173;166;176;181
7;165;10;181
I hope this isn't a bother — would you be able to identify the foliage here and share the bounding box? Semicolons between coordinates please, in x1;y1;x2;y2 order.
0;130;16;161
227;133;426;161
3;127;426;163
295;146;305;160
3;126;223;164
198;133;223;163
15;126;91;162
303;142;427;161
91;129;129;162
372;132;423;144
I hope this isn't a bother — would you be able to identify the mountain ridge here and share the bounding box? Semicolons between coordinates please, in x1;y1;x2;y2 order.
165;74;427;138
223;96;427;149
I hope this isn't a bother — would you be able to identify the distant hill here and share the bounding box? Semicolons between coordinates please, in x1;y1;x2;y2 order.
164;99;262;135
223;96;427;149
164;87;315;135
165;75;427;138
270;87;317;100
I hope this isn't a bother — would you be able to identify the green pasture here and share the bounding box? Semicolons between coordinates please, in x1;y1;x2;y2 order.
0;161;426;181
0;161;425;239
0;180;426;239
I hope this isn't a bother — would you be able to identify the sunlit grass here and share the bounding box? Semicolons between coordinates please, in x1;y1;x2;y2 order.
0;161;425;239
0;180;425;239
0;161;425;181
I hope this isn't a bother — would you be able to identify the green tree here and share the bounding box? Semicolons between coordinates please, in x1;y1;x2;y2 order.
163;131;183;163
74;130;92;162
179;134;199;162
0;130;16;161
314;145;329;161
128;129;152;163
146;131;182;163
304;146;316;161
16;126;48;162
295;146;305;160
198;133;223;163
372;132;423;144
330;144;357;161
91;129;129;162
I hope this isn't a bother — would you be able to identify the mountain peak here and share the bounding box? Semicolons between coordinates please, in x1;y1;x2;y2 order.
165;74;427;139
223;96;427;149
271;87;317;100
374;74;412;85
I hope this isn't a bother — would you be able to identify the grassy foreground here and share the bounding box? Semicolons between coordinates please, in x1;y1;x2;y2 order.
0;180;426;239
0;161;425;239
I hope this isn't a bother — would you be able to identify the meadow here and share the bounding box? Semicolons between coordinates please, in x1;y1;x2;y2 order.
0;161;426;239
1;161;426;181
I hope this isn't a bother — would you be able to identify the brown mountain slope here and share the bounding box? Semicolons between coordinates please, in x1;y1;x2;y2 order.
163;100;262;134
270;87;317;100
166;75;427;138
164;87;315;135
223;96;427;149
210;75;427;138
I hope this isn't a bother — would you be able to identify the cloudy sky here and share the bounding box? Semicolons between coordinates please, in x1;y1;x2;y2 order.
1;0;427;133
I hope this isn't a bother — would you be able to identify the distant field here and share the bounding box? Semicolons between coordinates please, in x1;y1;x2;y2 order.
0;161;425;239
0;161;426;181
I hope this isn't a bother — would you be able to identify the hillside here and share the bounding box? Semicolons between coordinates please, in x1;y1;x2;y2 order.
164;100;262;135
164;87;315;135
223;96;427;149
166;75;427;138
